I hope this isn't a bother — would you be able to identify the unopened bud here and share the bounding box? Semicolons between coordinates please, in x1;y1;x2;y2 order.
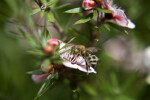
95;0;102;4
82;0;96;10
41;62;54;73
48;64;54;72
43;44;54;55
47;38;59;47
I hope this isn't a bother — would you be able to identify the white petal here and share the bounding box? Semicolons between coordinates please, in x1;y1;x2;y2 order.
77;65;97;73
63;61;79;69
113;9;128;27
102;0;115;10
63;61;96;74
127;19;136;29
59;41;66;49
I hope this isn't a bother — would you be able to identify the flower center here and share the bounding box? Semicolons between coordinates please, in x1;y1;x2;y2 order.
105;13;113;19
62;51;85;66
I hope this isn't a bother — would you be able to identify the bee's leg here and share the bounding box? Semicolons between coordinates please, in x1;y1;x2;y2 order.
85;61;89;75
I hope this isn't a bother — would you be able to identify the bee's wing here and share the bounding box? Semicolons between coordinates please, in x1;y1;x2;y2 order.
87;47;99;52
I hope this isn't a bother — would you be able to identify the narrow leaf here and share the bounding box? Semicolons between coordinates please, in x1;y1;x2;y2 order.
65;7;83;13
35;74;55;99
104;24;110;31
54;3;70;10
40;11;45;18
110;72;119;88
59;37;76;50
46;12;55;22
46;0;59;7
121;71;138;92
25;34;39;47
27;49;45;56
27;69;43;75
31;8;41;15
75;16;92;25
97;8;113;13
82;83;97;96
43;59;51;72
93;10;97;21
16;26;40;47
45;29;52;40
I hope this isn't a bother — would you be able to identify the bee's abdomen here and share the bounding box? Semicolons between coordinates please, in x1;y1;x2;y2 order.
87;55;98;67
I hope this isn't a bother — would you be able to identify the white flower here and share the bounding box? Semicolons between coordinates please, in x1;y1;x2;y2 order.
102;0;135;29
59;41;97;74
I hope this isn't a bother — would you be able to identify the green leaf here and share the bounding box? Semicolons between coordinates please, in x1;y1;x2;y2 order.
26;34;39;47
46;0;59;7
121;71;138;92
38;29;42;40
115;95;135;100
108;23;130;34
40;0;47;4
27;49;45;56
40;11;45;18
110;72;119;88
46;11;55;22
81;83;97;96
45;29;52;40
74;16;92;25
65;7;83;13
16;26;40;48
54;37;76;55
99;78;112;93
58;37;76;50
35;74;56;100
104;24;110;31
57;49;70;56
110;72;121;95
31;8;41;15
42;36;47;47
93;10;97;21
54;3;70;10
97;8;113;13
27;69;43;75
44;59;50;69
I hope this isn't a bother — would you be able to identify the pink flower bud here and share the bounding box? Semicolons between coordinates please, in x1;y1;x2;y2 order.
32;74;49;83
47;38;59;47
82;0;96;10
95;0;102;4
43;44;54;55
41;61;54;73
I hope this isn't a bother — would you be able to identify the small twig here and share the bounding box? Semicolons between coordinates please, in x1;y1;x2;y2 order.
51;22;64;39
33;0;65;39
35;24;52;27
43;16;47;37
51;10;65;39
34;0;42;7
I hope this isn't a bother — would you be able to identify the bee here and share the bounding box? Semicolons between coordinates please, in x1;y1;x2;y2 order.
71;45;99;72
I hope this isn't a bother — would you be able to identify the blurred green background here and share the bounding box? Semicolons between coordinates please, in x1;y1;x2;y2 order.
0;0;150;100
